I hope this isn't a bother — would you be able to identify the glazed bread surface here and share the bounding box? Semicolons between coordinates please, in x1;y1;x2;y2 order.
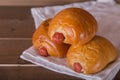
32;19;70;58
67;36;117;74
48;8;97;45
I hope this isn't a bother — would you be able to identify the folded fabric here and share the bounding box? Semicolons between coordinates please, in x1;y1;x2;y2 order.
97;0;115;3
21;1;120;80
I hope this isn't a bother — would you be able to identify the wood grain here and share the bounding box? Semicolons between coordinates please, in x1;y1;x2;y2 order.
0;0;94;6
0;7;35;38
0;40;32;64
0;66;118;80
0;66;83;80
115;0;120;3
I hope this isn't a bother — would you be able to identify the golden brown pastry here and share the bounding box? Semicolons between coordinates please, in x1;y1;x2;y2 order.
48;8;97;45
67;36;117;74
32;19;70;58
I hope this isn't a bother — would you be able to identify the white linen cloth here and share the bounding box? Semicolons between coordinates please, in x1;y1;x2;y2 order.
20;1;120;80
97;0;115;4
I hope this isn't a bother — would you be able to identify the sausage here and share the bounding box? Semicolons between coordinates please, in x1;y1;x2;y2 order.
73;62;82;73
39;47;49;57
52;32;65;44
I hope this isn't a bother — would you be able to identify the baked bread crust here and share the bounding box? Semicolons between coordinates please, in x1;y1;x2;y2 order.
67;36;117;74
32;19;70;58
48;8;97;45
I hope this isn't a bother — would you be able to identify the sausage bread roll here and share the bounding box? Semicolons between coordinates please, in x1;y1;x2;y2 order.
67;36;117;74
32;19;70;58
48;8;97;45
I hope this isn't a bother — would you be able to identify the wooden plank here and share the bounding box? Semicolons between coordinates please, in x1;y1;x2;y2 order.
0;19;35;38
116;0;120;3
0;7;31;19
0;66;119;80
0;64;36;67
0;66;83;80
0;7;35;38
0;0;94;6
114;70;120;80
0;40;32;64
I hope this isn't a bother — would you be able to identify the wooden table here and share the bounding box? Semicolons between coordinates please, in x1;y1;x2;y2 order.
0;6;119;80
